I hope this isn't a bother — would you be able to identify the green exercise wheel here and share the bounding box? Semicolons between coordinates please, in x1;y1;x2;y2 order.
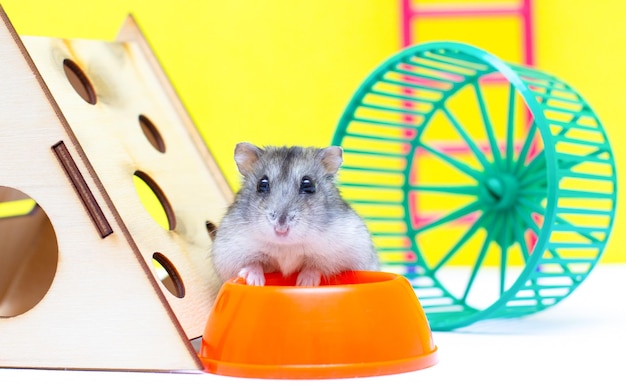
332;42;617;331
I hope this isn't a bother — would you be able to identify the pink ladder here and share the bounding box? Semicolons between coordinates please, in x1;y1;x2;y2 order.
400;0;535;66
398;0;537;238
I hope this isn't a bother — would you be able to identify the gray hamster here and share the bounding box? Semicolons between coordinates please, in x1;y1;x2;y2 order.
211;142;380;286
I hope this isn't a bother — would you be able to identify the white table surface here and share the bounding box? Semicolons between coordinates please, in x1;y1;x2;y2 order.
3;263;625;386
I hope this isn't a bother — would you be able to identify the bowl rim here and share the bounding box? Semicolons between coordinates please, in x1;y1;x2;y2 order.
200;344;438;379
226;270;406;290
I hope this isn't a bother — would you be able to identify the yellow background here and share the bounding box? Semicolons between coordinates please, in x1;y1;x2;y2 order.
2;0;624;263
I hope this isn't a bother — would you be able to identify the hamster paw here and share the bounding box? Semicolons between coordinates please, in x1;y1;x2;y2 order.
296;268;322;286
238;264;265;286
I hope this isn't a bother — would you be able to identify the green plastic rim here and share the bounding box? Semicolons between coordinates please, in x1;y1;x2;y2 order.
332;41;617;330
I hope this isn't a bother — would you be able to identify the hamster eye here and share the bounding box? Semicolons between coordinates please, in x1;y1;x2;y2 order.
299;176;315;194
257;175;270;193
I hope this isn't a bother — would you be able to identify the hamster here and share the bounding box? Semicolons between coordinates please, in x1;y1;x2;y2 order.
211;142;380;286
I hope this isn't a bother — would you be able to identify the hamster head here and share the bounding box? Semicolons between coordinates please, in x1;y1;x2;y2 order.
232;142;347;244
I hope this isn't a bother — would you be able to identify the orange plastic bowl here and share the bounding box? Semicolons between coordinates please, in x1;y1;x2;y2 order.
199;271;438;379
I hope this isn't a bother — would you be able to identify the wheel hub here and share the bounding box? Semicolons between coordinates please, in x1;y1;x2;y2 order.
481;173;519;211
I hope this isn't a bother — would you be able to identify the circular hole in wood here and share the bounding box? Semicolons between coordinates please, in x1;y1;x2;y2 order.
152;252;185;298
63;59;97;105
206;220;217;241
132;171;176;231
139;115;166;153
0;187;58;317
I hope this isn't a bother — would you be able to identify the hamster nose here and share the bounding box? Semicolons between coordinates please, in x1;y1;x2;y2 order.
267;210;295;226
278;213;287;226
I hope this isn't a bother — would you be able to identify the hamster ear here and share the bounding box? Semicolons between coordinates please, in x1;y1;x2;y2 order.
234;142;262;175
318;146;343;174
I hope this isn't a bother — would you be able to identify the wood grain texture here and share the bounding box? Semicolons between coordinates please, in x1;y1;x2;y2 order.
52;141;114;238
0;6;232;371
21;16;234;341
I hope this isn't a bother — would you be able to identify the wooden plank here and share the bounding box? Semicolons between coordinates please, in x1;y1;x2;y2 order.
21;16;233;341
0;5;203;371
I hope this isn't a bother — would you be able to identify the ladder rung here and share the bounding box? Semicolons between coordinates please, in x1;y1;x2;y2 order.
411;3;523;18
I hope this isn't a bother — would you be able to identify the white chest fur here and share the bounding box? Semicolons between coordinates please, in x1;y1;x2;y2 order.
261;243;307;275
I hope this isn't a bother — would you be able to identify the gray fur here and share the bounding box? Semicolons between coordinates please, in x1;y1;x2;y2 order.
211;142;380;286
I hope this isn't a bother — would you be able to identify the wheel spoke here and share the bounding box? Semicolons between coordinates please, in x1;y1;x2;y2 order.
505;83;516;171
431;210;494;272
518;151;546;181
441;105;494;173
499;211;512;294
499;246;508;295
415;200;483;234
519;166;546;188
516;204;542;236
417;142;484;180
473;81;503;169
517;197;546;219
513;120;538;174
461;215;501;302
513;215;541;303
518;188;547;200
512;210;531;262
411;184;479;196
